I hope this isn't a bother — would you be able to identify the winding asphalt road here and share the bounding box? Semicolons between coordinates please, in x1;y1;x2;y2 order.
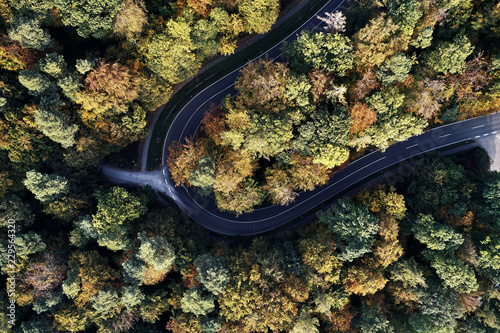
135;0;500;236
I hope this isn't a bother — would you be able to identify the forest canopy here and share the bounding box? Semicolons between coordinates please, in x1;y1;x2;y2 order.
168;0;500;215
1;0;500;332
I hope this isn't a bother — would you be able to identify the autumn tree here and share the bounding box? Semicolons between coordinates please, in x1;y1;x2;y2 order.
317;11;346;33
235;59;289;112
407;79;445;120
239;0;279;34
114;0;147;39
77;60;139;119
343;258;388;296
349;102;377;134
62;251;118;307
168;139;205;187
353;13;409;69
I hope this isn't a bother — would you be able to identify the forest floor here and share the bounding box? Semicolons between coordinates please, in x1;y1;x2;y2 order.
475;134;500;171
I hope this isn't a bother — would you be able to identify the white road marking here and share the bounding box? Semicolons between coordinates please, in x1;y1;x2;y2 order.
439;133;451;138
162;169;165;175
475;136;481;138
354;157;386;174
472;124;485;129
492;131;497;134
484;134;489;136
406;144;418;149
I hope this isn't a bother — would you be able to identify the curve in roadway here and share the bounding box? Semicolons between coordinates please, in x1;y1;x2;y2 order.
159;0;500;235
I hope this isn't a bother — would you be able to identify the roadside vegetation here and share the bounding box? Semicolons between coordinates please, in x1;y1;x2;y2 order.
168;0;500;215
1;0;500;332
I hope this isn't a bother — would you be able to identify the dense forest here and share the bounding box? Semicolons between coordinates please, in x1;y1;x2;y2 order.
1;0;500;332
168;0;500;215
3;148;500;332
0;0;281;192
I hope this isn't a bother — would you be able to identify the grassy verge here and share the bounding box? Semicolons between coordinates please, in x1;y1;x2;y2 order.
146;0;336;170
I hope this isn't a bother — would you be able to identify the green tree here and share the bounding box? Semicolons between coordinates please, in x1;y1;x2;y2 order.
195;253;230;295
189;156;216;196
90;289;120;317
23;170;69;204
411;27;433;49
412;214;464;251
0;194;34;230
39;53;67;79
8;16;52;50
479;236;500;270
18;70;55;96
92;187;147;234
52;0;124;39
0;231;46;269
136;231;176;273
406;155;470;214
147;20;200;84
356;305;394;333
200;317;221;333
387;0;423;37
376;53;413;85
282;30;354;75
239;0;279;34
180;288;215;316
121;285;145;310
290;310;319;333
425;252;478;293
425;34;474;74
34;108;78;148
317;198;379;262
57;74;81;102
293;105;351;169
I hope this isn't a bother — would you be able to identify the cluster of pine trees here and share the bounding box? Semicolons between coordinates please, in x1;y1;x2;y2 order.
168;0;500;214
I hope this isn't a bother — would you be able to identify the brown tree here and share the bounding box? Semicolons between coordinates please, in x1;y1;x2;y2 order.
349;102;377;134
289;154;330;191
167;138;205;187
